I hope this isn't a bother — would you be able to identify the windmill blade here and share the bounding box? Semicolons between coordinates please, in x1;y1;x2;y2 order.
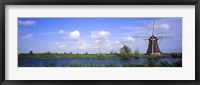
143;39;149;45
157;36;172;39
131;35;150;38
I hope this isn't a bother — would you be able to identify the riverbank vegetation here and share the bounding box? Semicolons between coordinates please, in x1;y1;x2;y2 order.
18;53;182;59
18;45;182;60
18;52;182;60
18;59;182;67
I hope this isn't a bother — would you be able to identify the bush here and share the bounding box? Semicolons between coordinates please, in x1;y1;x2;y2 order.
171;53;182;58
98;52;106;59
120;44;132;59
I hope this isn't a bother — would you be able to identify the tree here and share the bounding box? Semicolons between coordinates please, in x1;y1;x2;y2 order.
110;51;113;54
47;51;51;54
134;47;141;59
70;52;73;54
85;52;88;54
120;44;132;58
29;50;33;55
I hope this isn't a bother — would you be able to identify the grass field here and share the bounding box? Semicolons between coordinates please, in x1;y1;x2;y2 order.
18;53;182;60
19;54;119;59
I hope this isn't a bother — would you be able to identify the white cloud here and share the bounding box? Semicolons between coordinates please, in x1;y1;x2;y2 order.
73;40;100;50
104;42;113;50
91;30;110;40
97;40;123;53
58;30;66;34
55;42;66;49
21;33;33;39
155;23;170;30
75;42;91;49
122;36;135;43
114;40;121;44
51;30;135;53
144;20;170;30
58;44;66;49
69;30;80;41
94;40;101;43
57;30;80;41
18;20;36;26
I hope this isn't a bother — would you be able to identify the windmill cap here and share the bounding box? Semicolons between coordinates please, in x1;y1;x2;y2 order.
149;35;158;39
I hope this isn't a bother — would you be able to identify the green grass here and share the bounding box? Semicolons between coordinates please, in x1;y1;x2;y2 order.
18;53;182;60
18;54;120;60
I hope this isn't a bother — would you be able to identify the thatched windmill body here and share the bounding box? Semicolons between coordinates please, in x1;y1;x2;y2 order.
132;20;171;56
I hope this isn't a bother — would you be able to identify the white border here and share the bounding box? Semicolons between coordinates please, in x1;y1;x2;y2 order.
5;5;195;80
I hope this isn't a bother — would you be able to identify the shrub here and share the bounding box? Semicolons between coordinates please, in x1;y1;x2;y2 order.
98;52;106;59
120;44;132;59
171;53;182;58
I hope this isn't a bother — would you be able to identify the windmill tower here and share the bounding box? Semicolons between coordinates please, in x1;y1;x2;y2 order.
146;20;161;55
132;20;172;56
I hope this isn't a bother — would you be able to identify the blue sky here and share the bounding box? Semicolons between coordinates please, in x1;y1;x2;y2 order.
18;18;182;54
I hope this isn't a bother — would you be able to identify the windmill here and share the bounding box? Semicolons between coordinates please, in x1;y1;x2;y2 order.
132;20;172;56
